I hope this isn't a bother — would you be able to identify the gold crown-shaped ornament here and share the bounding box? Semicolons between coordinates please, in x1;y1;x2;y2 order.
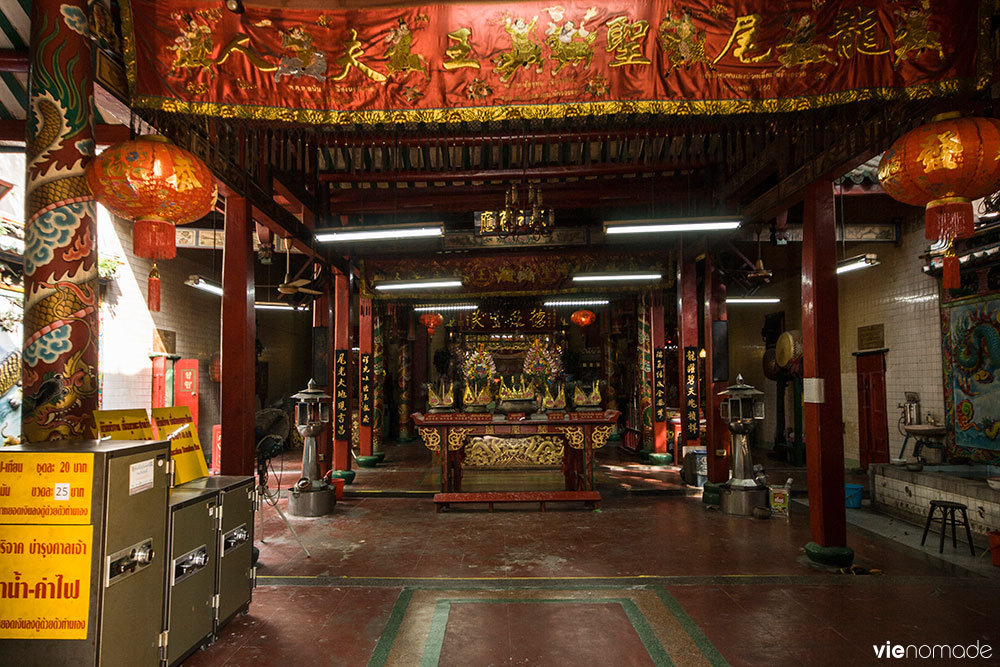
573;382;602;408
542;383;566;410
497;375;535;401
463;383;492;406
428;380;455;408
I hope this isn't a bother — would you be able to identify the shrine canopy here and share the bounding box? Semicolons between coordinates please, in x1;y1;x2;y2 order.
123;0;989;126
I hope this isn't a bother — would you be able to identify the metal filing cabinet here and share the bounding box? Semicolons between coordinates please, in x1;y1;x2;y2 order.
164;487;218;666
0;440;170;666
183;475;255;631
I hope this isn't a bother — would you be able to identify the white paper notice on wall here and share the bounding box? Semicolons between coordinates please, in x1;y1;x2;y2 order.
129;459;155;495
803;378;825;404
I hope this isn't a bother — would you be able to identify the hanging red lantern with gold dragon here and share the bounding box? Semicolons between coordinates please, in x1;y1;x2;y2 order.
85;135;217;310
419;312;444;336
878;113;1000;289
571;309;595;327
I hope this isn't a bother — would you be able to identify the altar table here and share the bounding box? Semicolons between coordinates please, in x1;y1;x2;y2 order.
411;410;620;493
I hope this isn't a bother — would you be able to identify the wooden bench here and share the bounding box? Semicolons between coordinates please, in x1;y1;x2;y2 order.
433;491;601;513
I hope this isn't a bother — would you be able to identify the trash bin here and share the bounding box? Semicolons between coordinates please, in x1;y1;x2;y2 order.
845;483;863;508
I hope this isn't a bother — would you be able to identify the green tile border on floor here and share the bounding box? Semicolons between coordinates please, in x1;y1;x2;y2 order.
368;588;414;667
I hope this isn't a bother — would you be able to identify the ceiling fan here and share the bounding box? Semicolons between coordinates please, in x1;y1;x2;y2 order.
278;238;323;296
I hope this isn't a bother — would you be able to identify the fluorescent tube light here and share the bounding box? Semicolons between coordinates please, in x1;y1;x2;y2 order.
572;273;662;283
315;224;443;243
413;304;478;312
836;253;879;274
254;301;301;311
726;297;781;304
605;216;741;235
543;299;611;307
374;279;463;291
185;275;223;296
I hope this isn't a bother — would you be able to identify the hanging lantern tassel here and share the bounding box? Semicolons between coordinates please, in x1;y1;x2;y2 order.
926;197;974;242
148;263;161;312
133;218;178;260
940;240;961;290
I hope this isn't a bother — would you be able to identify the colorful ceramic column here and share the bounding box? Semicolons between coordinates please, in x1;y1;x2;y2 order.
22;0;99;441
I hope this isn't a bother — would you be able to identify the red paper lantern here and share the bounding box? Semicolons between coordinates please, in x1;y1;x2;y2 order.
86;135;217;310
571;309;595;327
419;312;444;336
209;352;222;383
878;114;1000;288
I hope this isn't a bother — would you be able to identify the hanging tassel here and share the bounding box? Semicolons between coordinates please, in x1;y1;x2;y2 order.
134;218;177;260
926;198;973;241
148;264;161;312
942;253;961;291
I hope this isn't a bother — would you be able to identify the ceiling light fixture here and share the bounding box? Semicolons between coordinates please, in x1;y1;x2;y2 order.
725;297;782;304
572;272;662;283
374;279;463;291
543;299;611;307
413;303;478;312
836;253;880;274
185;275;223;296
604;216;741;235
315;223;443;243
254;301;302;311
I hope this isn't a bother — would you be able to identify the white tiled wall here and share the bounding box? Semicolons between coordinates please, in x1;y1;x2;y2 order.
874;473;1000;537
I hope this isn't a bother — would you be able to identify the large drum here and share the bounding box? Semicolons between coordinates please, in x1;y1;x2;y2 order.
775;330;803;374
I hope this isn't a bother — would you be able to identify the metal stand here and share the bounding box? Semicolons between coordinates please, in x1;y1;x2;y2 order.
256;454;311;558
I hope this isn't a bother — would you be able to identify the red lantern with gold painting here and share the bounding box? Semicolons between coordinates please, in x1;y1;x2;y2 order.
571;309;595;327
878;113;1000;289
419;312;444;336
85;135;218;311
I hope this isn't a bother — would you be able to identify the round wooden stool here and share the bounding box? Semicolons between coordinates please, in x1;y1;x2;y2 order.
920;500;975;555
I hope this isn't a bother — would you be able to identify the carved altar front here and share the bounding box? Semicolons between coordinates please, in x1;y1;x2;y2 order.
411;411;619;493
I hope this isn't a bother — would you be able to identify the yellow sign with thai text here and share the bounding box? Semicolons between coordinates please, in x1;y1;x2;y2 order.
151;406;208;484
0;524;92;639
93;409;155;440
0;453;94;525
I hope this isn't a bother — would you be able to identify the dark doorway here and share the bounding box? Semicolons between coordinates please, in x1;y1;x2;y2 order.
856;351;889;468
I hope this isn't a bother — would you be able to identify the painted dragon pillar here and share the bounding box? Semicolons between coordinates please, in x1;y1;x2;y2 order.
22;0;99;442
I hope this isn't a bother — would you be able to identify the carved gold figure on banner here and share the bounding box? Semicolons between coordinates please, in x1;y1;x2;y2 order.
713;14;772;65
918;131;963;173
167;12;215;73
777;14;835;69
493;15;544;82
276;25;327;82
828;5;889;59
606;16;651;67
893;0;944;66
383;19;430;79
657;10;709;70
332;28;388;82
444;28;480;69
544;7;598;74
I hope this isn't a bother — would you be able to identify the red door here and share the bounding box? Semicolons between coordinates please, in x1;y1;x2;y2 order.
174;358;200;429
856;352;889;468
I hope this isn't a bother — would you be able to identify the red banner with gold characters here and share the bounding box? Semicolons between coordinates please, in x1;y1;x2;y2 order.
122;0;989;125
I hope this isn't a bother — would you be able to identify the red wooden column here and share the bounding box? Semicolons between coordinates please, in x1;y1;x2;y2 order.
332;270;352;471
802;180;849;551
676;240;700;464
649;290;669;453
703;254;729;484
220;196;256;476
313;289;333;470
358;297;374;457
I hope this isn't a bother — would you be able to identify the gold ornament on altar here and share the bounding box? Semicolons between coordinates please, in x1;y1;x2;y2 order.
463;383;492;408
497;375;535;402
427;380;455;411
541;383;567;410
573;382;602;410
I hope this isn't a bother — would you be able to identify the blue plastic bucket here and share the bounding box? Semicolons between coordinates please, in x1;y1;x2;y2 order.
845;484;863;508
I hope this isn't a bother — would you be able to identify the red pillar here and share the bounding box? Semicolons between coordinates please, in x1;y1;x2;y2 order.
220;196;255;476
332;270;351;471
649;290;669;453
358;297;374;456
313;289;332;470
802;181;848;548
703;254;729;484
676;240;699;464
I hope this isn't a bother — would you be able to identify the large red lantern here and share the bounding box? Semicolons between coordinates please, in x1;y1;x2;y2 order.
571;309;595;327
419;312;444;336
86;135;217;310
878;114;1000;288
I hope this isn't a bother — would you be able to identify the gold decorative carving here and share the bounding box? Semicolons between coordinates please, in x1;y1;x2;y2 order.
448;427;475;451
557;426;585;449
464;436;564;467
591;424;614;449
417;427;440;451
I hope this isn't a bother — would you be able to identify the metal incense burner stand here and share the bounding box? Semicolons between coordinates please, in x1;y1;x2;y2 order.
288;379;336;517
718;375;769;516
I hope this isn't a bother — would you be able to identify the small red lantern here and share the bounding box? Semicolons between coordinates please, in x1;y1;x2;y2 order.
878;114;1000;288
86;135;217;310
209;352;222;383
571;309;595;327
419;312;444;336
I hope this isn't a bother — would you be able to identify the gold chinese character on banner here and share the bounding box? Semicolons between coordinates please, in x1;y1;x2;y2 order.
529;308;549;328
829;5;889;59
331;28;388;82
713;14;772;64
444;27;480;70
606;16;651;67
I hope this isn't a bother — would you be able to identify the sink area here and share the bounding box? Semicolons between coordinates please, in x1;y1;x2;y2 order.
902;424;947;438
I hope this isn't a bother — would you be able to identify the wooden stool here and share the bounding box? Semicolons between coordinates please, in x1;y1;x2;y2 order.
920;500;975;555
